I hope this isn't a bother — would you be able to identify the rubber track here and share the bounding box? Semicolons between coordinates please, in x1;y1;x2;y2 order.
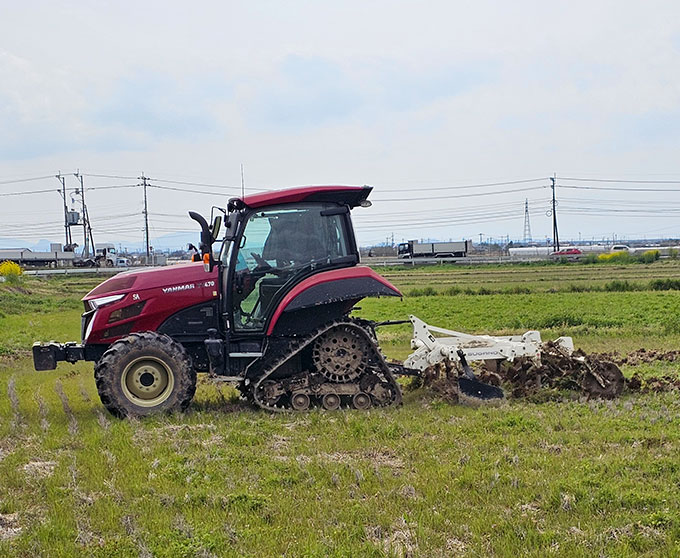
245;318;402;412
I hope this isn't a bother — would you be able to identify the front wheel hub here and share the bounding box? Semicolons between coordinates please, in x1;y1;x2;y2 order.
121;357;175;407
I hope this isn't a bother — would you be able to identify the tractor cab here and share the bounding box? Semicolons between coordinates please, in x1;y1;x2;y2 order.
191;186;375;337
223;202;356;332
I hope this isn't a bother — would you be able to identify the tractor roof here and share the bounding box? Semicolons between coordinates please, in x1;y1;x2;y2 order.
230;185;372;211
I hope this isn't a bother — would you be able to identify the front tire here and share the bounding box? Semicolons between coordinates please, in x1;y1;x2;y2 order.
94;332;196;418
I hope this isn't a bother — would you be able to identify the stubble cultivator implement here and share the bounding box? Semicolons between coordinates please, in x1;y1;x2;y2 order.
32;186;623;417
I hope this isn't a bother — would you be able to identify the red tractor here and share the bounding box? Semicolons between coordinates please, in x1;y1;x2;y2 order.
33;186;415;417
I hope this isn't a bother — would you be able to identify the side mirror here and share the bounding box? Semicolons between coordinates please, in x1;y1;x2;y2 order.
188;211;216;272
211;216;222;241
223;212;239;241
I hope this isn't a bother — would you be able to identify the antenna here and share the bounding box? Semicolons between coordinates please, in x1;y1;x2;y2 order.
523;198;532;244
240;163;245;198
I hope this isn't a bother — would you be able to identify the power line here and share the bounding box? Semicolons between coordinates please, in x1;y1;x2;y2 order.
0;175;55;186
146;184;230;196
372;185;545;202
0;183;139;197
86;184;140;191
560;176;680;184
559;184;680;192
374;177;547;193
150;177;245;191
81;172;138;180
0;187;66;197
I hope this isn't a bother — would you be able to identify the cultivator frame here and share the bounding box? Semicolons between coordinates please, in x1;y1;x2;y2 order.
404;315;575;371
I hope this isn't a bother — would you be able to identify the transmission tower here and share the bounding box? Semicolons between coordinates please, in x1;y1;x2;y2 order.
523;198;532;244
550;174;560;251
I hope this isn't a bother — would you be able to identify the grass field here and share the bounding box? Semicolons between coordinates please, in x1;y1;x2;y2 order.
1;262;680;557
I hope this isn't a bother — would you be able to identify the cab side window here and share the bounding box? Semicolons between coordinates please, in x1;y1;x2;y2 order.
232;204;350;331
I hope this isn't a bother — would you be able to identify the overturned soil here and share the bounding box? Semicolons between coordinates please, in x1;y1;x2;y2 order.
418;344;680;402
590;348;680;393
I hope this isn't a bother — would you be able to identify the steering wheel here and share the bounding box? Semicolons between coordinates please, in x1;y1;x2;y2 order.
251;252;272;271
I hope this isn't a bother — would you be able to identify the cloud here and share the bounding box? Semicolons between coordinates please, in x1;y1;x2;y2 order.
247;56;363;130
92;72;228;141
247;54;498;132
610;110;680;152
0;55;232;161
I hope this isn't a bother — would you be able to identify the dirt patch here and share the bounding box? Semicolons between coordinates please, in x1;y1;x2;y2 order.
268;435;290;453
626;373;680;393
133;423;218;448
593;348;680;367
155;424;217;434
23;460;57;479
365;517;418;557
0;513;22;541
399;485;417;499
362;449;405;469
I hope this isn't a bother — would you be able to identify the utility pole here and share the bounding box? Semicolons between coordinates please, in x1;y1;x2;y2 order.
74;171;95;259
56;172;72;248
550;174;560;251
141;173;150;263
523;198;532;244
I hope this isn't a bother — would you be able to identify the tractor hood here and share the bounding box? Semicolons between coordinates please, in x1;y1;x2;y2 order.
80;262;220;345
83;262;219;301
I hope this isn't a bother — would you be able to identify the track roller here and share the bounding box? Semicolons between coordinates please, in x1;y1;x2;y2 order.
291;392;310;411
322;393;341;410
352;392;371;410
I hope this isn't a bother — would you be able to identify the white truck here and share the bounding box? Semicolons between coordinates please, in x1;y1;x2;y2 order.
398;240;469;259
95;244;118;267
0;247;76;267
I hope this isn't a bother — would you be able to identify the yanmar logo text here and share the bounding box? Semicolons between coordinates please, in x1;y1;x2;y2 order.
162;283;196;294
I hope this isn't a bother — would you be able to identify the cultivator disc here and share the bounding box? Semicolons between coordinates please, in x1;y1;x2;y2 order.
457;377;505;402
415;361;505;404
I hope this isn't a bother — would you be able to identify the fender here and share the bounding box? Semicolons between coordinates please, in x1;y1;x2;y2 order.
266;266;401;335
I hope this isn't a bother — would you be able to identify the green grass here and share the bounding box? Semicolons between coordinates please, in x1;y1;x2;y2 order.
377;259;680;295
1;265;680;556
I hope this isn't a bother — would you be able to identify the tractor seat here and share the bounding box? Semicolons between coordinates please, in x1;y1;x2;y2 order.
258;275;289;314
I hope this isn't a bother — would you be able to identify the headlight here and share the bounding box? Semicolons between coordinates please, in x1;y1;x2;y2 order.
88;294;125;310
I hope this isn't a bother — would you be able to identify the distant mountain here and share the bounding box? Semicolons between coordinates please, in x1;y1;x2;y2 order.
0;232;201;254
93;231;201;253
0;237;56;250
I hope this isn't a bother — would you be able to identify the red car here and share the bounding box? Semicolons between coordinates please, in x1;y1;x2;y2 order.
551;248;582;260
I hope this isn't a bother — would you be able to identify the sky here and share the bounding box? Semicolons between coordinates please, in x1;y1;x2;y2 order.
2;0;680;251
